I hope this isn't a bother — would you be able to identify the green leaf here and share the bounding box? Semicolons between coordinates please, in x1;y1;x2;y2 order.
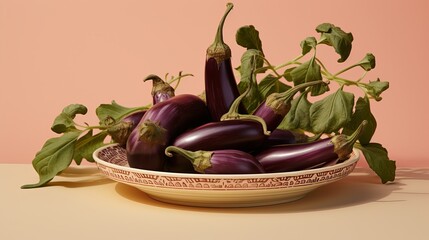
21;131;81;189
51;104;88;134
342;96;377;145
283;67;296;82
236;25;263;53
257;74;291;99
357;143;396;183
316;23;354;63
300;37;317;55
73;130;108;164
280;91;312;131
289;58;322;86
238;49;264;113
357;53;376;71
96;101;149;126
364;78;389;101
310;88;355;133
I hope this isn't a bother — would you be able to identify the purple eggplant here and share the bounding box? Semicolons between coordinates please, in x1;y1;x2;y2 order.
165;146;265;174
107;110;147;147
205;3;246;121
166;119;268;173
255;120;367;173
253;81;326;131
263;129;308;147
143;74;175;105
126;94;211;171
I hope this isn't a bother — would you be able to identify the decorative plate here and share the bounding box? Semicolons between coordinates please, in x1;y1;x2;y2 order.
93;144;360;208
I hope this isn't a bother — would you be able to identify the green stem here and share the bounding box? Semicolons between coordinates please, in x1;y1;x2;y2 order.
333;63;359;77
273;54;305;70
213;3;233;46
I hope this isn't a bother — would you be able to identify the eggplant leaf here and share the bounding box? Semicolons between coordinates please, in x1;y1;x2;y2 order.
316;23;353;63
96;101;148;126
357;53;376;71
73;130;108;164
51;104;88;134
356;143;396;183
310;88;354;134
290;58;322;86
258;74;291;99
300;37;317;55
280;91;312;131
342;96;377;145
238;49;264;112
236;25;264;53
364;78;389;101
21;131;81;189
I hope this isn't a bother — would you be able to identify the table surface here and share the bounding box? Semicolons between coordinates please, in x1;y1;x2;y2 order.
2;164;428;240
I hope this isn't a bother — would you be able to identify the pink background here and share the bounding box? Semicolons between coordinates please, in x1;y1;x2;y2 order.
1;0;428;167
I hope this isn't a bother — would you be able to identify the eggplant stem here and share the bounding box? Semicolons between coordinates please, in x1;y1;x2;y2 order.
213;3;233;46
165;146;213;173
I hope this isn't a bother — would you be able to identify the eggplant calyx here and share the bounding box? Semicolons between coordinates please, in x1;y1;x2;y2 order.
138;120;168;145
165;146;213;173
107;121;134;146
221;85;270;135
332;120;367;161
266;80;326;114
144;74;175;98
206;3;234;64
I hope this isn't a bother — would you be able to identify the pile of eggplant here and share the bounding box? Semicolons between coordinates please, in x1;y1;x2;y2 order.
110;3;366;175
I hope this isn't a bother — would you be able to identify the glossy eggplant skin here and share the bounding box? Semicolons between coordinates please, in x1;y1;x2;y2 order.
165;146;265;174
255;138;338;173
173;119;266;152
205;58;244;121
252;104;286;132
263;129;307;147
203;150;265;174
126;94;211;171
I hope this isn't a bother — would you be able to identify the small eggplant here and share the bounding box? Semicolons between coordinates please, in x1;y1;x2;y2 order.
165;146;265;174
255;121;367;173
143;74;175;105
126;94;211;171
252;81;326;131
263;129;308;147
107;110;147;147
205;3;246;121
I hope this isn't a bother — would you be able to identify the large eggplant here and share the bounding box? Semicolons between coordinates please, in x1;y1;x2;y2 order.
255;121;367;173
165;146;265;174
205;3;246;121
126;94;210;171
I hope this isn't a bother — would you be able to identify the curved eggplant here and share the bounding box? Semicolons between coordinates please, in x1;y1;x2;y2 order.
165;146;265;174
205;3;246;121
256;121;367;173
143;74;175;105
126;94;210;170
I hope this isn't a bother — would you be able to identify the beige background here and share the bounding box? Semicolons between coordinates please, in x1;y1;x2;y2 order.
1;0;428;166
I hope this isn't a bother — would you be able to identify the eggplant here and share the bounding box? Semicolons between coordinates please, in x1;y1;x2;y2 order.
126;94;211;170
143;74;175;105
255;120;367;173
263;129;308;147
205;3;246;121
107;110;147;147
165;146;265;174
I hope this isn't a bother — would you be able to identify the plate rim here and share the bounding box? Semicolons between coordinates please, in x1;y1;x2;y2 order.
93;143;360;179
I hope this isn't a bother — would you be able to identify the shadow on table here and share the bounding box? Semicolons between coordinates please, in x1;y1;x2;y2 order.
114;167;429;214
47;166;113;188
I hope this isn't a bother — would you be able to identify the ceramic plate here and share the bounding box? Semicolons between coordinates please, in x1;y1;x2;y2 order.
93;144;360;208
